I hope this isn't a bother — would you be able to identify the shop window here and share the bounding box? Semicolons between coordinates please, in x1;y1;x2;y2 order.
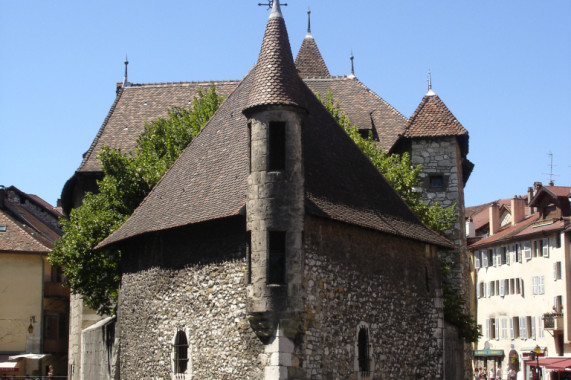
268;122;286;171
268;231;286;284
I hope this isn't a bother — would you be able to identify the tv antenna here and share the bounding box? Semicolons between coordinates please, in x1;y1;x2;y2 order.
542;152;559;185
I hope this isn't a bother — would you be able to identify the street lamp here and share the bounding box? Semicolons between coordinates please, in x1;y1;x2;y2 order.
529;345;541;380
27;316;35;334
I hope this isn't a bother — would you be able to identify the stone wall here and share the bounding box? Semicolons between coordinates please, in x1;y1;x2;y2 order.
81;316;118;380
118;217;265;379
299;216;444;379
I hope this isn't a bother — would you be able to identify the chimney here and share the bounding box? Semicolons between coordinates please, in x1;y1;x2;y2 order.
489;202;500;236
511;196;526;225
466;217;475;238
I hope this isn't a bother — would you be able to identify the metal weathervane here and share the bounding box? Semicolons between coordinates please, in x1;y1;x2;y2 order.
258;0;288;10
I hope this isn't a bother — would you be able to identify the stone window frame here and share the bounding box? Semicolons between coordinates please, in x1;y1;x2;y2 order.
354;322;374;379
171;327;192;380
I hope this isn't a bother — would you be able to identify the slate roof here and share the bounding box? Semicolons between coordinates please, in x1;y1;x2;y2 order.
98;5;452;250
404;92;468;139
295;35;330;78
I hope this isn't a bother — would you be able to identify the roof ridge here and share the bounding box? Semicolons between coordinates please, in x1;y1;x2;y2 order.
125;80;241;87
352;78;408;122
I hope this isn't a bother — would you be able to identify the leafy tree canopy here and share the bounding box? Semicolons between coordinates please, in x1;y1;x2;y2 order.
49;86;224;315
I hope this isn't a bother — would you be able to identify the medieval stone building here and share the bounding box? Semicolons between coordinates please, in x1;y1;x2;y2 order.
61;2;473;379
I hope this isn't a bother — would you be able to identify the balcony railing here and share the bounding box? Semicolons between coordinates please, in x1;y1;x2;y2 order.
543;312;564;330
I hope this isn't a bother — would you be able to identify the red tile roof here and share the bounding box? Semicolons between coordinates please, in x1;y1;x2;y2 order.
403;93;468;139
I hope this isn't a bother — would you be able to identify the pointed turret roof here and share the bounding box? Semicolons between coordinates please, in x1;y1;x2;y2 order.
244;0;306;114
294;9;330;78
403;91;468;139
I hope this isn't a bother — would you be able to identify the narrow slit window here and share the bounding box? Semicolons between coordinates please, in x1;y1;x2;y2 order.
358;326;370;373
269;122;286;171
268;231;286;284
246;231;252;284
173;330;189;374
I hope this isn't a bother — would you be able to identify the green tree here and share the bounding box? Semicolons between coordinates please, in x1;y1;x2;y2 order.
318;90;456;234
49;86;224;315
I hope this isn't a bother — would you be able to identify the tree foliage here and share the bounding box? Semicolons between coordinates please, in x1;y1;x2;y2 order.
318;90;456;234
49;86;224;315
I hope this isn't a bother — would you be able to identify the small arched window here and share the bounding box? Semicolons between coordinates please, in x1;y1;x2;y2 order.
173;330;189;375
358;326;370;373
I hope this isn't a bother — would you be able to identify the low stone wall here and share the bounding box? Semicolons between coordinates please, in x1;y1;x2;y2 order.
81;316;118;380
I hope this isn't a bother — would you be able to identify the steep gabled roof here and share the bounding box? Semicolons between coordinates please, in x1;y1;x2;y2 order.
304;77;407;152
78;81;240;173
529;186;571;206
98;4;451;250
403;91;468;139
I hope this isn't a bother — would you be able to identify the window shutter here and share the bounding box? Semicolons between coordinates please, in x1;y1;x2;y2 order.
524;241;532;260
475;251;480;269
486;319;491;339
482;251;488;267
531;316;536;339
487;282;491;298
554;262;558;281
532;276;538;295
538;315;544;338
543;238;549;257
495;317;500;340
507;247;511;265
509;318;514;339
499;280;505;297
539;276;544;294
476;282;481;298
518;243;523;263
520;278;524;297
495;247;500;266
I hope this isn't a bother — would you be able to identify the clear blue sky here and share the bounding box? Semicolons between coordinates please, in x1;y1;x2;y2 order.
1;1;570;208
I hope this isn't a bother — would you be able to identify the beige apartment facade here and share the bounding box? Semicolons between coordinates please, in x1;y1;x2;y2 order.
469;183;571;379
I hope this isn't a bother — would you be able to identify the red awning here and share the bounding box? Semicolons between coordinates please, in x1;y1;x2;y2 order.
0;361;20;372
538;358;569;366
545;358;571;370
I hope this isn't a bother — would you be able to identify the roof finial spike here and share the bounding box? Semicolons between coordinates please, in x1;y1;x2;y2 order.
269;0;283;18
348;50;355;79
426;68;435;96
122;55;131;88
307;8;311;34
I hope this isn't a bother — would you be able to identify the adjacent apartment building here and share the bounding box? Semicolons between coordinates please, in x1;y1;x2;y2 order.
0;186;68;377
469;182;571;378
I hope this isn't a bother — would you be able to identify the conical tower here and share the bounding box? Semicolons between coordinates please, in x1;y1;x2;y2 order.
243;1;307;377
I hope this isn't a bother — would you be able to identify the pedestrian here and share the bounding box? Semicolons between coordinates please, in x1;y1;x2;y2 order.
508;367;516;380
496;367;502;380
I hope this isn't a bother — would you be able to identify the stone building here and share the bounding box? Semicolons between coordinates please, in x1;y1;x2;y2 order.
61;3;474;379
95;2;455;379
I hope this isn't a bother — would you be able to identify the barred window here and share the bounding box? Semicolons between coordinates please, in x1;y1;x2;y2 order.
173;330;189;374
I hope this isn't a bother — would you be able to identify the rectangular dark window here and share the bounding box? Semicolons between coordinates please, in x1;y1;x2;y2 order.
269;122;286;171
247;122;252;173
268;231;286;284
429;175;444;188
246;231;252;284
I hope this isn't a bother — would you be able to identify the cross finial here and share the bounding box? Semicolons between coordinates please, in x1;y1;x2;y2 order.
258;0;287;11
